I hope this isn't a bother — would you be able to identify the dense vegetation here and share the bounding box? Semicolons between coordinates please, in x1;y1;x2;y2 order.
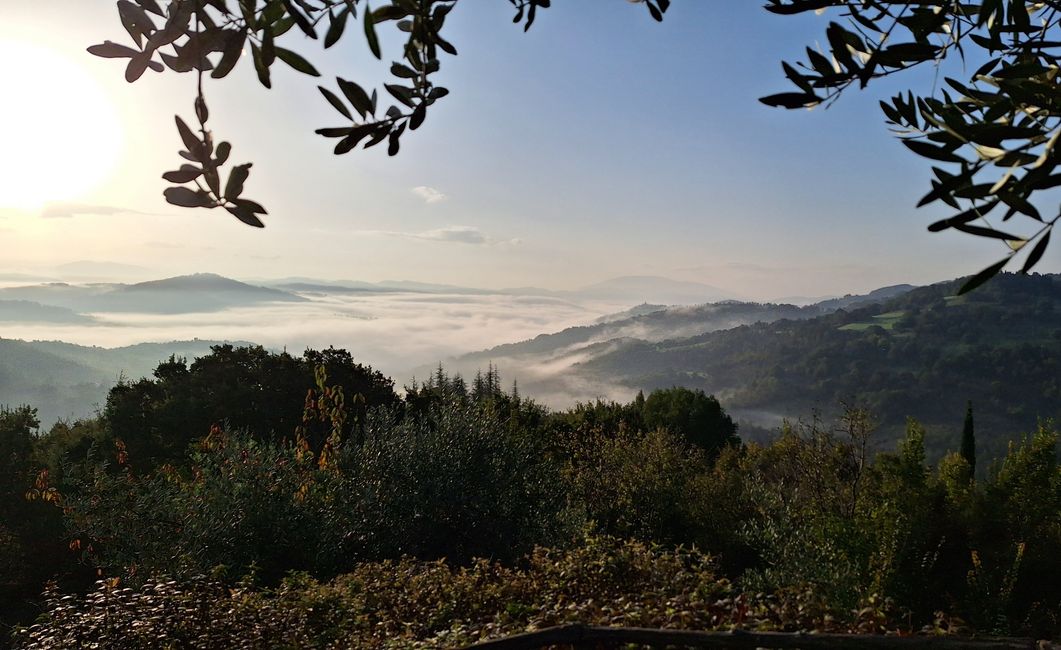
1;343;1059;646
0;338;238;428
580;273;1061;461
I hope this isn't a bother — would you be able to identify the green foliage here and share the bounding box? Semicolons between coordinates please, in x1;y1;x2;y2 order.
6;350;1061;641
582;273;1061;461
0;407;74;632
57;394;570;582
15;535;927;649
642;386;740;456
346;394;571;563
972;424;1061;633
0;406;40;591
563;427;710;544
962;401;977;479
766;1;1061;277
102;344;398;470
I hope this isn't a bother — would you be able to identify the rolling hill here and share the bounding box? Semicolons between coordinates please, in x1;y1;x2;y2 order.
0;339;250;426
0;300;94;324
436;286;917;407
571;273;1061;460
0;273;306;314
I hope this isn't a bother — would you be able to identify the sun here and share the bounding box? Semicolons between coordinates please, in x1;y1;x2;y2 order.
0;39;123;212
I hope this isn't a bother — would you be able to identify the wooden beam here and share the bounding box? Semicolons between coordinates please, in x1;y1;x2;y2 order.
461;624;1050;650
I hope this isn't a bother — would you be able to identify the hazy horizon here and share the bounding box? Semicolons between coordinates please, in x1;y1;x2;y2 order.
0;260;934;304
0;264;934;411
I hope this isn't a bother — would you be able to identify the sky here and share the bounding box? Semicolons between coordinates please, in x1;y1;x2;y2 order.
0;0;1056;300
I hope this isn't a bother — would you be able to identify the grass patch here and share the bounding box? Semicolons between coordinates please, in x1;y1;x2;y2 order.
838;311;906;332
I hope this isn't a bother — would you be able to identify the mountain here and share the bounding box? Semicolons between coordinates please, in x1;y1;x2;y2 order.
271;282;391;295
436;284;917;406
458;301;824;364
571;273;1061;460
593;303;668;324
0;273;306;314
0;338;250;426
375;280;494;295
111;273;306;313
0;300;94;324
812;284;916;311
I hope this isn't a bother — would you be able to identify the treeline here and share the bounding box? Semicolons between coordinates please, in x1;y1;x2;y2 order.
1;345;1059;645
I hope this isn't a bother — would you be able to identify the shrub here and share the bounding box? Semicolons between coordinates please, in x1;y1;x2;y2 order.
56;397;572;582
14;536;924;649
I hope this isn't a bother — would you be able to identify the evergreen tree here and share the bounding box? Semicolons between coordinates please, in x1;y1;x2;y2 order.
961;400;976;480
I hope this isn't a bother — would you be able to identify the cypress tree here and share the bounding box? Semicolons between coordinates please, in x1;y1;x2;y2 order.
961;400;976;479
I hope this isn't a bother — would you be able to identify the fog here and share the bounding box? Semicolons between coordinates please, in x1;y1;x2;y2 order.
0;289;635;395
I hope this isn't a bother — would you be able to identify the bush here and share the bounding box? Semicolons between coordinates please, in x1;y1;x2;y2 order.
346;396;573;563
14;535;926;649
56;397;572;583
562;427;712;544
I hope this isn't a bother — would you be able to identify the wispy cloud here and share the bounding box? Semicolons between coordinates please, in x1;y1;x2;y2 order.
411;186;447;204
39;203;161;219
363;225;520;246
417;225;487;244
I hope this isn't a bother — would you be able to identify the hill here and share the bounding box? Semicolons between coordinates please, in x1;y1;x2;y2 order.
0;273;305;314
0;300;94;324
438;284;916;407
0;339;249;426
572;273;1061;461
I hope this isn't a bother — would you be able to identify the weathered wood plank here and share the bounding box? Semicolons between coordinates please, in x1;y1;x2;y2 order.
461;623;1049;650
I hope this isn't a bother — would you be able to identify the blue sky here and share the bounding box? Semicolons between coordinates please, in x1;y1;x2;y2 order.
0;0;1053;299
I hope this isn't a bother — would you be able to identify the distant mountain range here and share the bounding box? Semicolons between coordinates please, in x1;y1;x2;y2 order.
428;285;918;407
265;275;738;304
439;273;1061;462
573;274;1060;459
0;273;305;316
0;300;95;324
7;268;1057;468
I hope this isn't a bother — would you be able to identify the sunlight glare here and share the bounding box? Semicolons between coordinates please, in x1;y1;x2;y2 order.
0;40;123;212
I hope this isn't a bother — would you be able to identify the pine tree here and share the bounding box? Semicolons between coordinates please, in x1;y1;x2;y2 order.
961;400;976;480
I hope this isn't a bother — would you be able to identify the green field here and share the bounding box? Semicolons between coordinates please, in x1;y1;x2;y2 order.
838;310;906;331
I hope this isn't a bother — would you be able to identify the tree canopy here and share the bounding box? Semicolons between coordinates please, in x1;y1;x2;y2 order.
92;0;1057;285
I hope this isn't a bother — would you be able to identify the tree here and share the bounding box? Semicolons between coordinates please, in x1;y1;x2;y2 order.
102;344;399;469
93;1;1057;282
641;387;739;457
763;1;1061;290
0;406;37;509
962;400;977;479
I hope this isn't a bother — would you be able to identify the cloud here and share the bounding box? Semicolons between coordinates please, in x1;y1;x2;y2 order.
411;186;447;204
417;225;487;244
39;202;156;219
362;225;520;247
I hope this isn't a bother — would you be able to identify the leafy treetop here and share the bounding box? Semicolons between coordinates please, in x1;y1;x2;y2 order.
763;0;1061;291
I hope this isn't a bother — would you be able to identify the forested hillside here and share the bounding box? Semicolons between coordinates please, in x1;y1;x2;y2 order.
0;339;246;426
574;273;1061;460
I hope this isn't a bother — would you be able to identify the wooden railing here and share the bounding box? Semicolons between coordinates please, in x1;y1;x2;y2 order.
461;624;1053;649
